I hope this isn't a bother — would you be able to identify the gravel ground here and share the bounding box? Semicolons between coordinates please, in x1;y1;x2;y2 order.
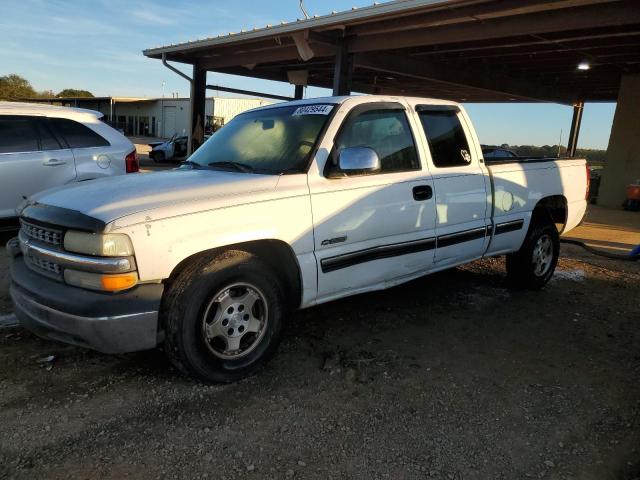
0;241;639;480
0;234;13;316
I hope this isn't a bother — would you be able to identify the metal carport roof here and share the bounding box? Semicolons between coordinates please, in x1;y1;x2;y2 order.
143;0;640;104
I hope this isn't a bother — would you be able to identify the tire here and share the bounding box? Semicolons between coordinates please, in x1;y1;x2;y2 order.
162;250;286;383
506;214;560;290
154;151;165;163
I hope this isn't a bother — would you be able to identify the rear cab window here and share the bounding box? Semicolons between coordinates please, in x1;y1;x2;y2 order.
0;115;39;153
416;106;473;168
49;118;110;149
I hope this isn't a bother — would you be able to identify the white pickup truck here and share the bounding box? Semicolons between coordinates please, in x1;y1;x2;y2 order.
8;96;588;382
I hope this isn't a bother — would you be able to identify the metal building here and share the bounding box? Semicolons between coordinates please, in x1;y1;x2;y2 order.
22;96;272;138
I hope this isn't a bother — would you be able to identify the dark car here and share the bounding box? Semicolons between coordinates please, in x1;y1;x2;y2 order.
482;147;518;159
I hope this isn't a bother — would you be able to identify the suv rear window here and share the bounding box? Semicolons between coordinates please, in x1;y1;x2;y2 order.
34;118;63;151
0;116;38;153
50;118;110;148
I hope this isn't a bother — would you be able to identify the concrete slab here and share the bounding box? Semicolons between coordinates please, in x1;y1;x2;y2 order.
563;205;640;254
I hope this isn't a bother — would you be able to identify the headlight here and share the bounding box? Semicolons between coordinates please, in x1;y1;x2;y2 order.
64;269;138;292
64;231;134;257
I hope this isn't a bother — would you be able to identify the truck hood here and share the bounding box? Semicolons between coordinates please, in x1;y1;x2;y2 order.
29;169;280;226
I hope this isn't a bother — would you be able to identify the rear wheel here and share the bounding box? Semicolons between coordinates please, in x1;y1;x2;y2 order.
506;214;559;289
162;250;285;383
154;151;165;163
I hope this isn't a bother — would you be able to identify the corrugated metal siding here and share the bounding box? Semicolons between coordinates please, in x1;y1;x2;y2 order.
85;97;271;137
212;98;273;123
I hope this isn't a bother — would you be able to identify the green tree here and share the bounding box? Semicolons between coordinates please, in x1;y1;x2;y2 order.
0;74;37;100
502;144;606;163
56;89;94;98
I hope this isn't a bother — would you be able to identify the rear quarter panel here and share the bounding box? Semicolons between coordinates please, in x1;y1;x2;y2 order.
73;121;134;181
486;158;587;255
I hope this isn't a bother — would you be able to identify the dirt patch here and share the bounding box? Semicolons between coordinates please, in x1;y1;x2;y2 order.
0;247;639;480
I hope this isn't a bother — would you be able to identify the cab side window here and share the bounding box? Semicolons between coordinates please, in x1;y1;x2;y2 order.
331;107;419;174
0;116;38;154
417;108;472;168
49;118;110;148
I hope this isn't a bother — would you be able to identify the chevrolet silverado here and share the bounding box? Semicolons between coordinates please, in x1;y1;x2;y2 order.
7;96;588;382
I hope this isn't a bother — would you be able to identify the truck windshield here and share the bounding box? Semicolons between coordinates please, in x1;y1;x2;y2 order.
188;104;334;174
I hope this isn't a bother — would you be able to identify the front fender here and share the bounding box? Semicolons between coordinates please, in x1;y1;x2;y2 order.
113;194;315;283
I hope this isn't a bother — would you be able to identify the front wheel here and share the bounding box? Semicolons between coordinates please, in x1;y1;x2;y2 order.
162;250;285;383
506;216;559;289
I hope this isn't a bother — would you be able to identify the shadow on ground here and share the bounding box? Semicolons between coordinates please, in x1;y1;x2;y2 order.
1;252;638;480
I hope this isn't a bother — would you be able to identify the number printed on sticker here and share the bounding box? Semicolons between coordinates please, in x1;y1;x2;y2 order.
292;105;334;116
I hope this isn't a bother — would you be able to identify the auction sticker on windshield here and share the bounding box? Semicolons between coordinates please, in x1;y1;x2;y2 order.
292;105;334;116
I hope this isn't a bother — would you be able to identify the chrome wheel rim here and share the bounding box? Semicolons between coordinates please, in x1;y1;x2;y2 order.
532;234;554;277
201;283;268;360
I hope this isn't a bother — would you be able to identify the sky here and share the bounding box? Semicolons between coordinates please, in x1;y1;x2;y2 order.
1;0;616;149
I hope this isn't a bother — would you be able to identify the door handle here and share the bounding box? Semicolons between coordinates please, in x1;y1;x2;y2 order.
413;185;433;201
43;159;66;167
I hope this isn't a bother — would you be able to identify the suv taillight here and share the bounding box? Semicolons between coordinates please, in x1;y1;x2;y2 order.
125;150;139;173
585;165;591;200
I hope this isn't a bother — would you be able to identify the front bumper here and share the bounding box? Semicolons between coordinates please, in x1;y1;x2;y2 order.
9;249;164;354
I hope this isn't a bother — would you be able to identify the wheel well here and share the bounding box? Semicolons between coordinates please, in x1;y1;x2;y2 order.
533;195;568;232
166;239;303;309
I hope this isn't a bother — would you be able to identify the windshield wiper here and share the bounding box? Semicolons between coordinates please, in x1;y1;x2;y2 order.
180;160;203;169
207;161;254;173
277;167;304;174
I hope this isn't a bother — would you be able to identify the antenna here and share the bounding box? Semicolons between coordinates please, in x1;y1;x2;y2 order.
557;128;563;157
299;0;309;19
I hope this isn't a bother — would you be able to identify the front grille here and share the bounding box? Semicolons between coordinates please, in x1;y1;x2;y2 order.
20;221;63;247
26;255;62;276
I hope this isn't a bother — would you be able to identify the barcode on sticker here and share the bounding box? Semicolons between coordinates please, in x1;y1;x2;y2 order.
292;105;334;116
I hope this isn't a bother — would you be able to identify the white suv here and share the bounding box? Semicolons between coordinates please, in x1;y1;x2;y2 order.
0;102;138;227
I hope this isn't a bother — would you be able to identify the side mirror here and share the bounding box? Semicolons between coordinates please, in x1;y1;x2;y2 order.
337;146;381;175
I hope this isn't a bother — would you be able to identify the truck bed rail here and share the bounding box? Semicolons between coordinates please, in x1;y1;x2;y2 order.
484;156;583;165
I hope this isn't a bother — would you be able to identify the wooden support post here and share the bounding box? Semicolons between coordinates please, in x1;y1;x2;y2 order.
332;39;353;96
567;101;584;157
190;64;207;154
